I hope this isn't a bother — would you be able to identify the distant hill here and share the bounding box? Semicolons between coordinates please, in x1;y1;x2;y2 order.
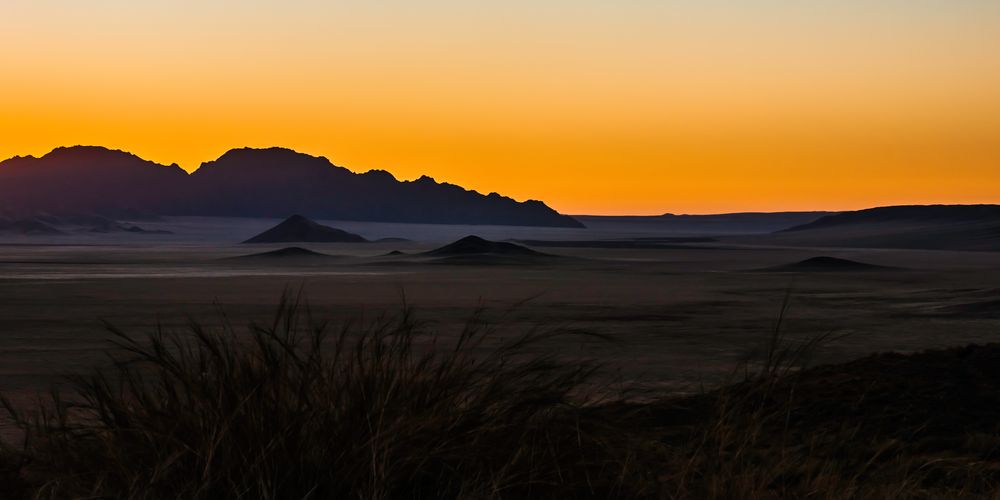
781;205;1000;232
0;146;583;228
33;214;172;234
759;205;1000;252
243;215;368;243
575;212;832;235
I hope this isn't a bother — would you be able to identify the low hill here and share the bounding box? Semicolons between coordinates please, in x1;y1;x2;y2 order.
425;235;544;257
782;204;1000;232
754;205;1000;251
243;215;368;244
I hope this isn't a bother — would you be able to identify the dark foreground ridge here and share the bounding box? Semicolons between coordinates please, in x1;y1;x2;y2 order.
762;255;895;272
635;342;1000;498
243;215;367;244
0;146;583;228
4;299;1000;499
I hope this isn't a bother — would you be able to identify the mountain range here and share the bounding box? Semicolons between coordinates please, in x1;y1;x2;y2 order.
0;146;583;228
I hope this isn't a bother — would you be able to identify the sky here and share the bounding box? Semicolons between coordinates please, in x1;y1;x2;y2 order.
2;1;999;215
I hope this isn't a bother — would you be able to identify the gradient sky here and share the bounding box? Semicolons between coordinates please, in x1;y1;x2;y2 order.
2;1;999;214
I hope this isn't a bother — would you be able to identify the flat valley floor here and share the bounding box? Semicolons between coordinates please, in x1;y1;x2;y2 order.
2;216;999;414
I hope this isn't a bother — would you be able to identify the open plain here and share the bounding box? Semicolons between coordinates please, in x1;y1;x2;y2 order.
3;216;998;403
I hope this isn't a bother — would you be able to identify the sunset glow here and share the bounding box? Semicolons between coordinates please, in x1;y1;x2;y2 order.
3;0;999;214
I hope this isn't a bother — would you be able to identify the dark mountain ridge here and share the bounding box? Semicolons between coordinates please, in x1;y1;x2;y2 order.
0;146;188;216
0;146;583;228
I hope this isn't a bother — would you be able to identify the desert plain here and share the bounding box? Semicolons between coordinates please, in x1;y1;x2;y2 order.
2;215;998;408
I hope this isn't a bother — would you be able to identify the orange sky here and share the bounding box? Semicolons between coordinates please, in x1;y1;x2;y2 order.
2;1;999;215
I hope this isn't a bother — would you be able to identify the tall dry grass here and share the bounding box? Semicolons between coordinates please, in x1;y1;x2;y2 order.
1;292;650;499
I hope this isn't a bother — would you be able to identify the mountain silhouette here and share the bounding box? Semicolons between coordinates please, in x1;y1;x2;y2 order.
0;146;188;216
243;215;368;243
0;146;583;228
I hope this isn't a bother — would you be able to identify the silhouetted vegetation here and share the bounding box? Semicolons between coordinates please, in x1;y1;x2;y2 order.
3;293;1000;498
0;293;645;499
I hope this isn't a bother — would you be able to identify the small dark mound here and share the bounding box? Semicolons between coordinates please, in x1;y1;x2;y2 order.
764;256;893;272
375;237;411;243
230;247;334;261
243;215;367;244
384;250;406;256
425;236;545;257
